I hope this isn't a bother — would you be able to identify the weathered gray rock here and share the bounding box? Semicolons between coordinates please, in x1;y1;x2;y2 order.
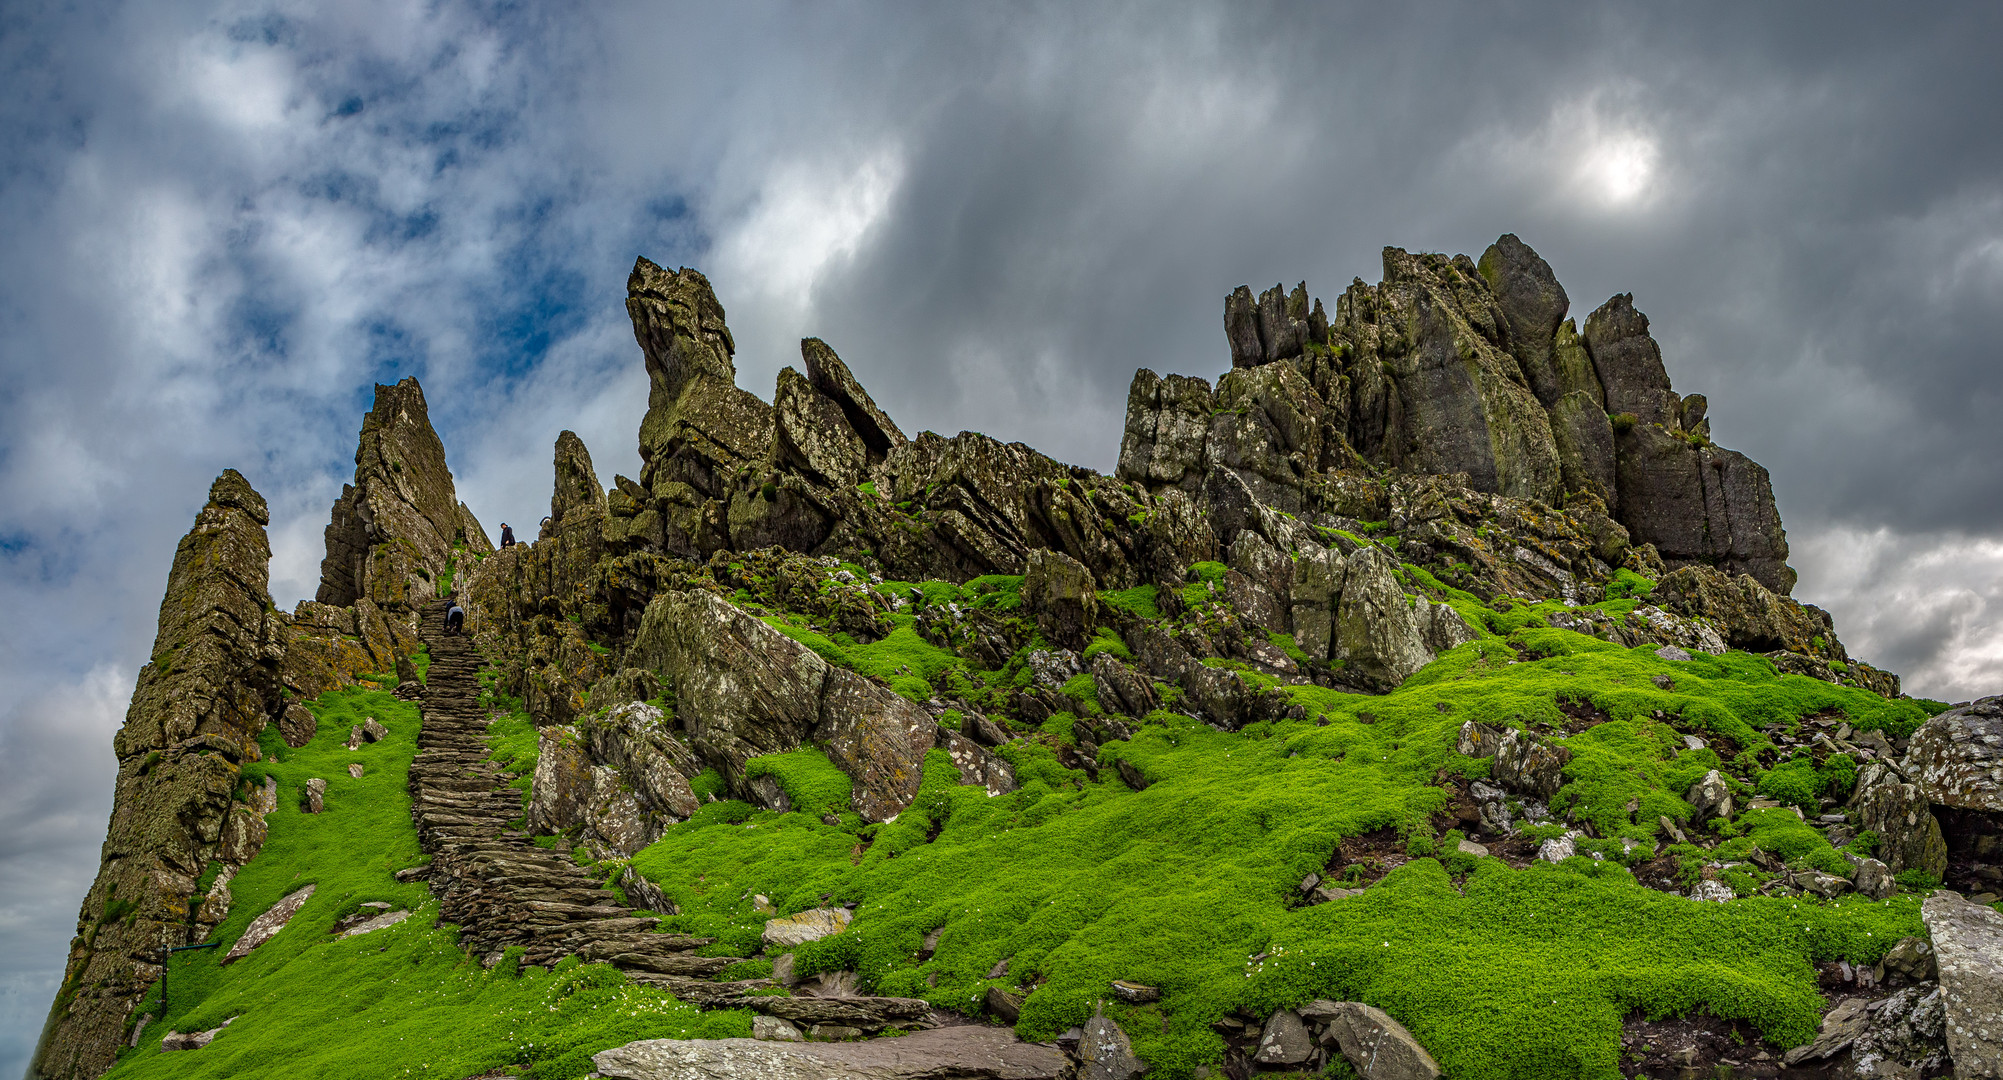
160;1017;233;1052
1854;857;1896;900
762;908;852;950
336;909;409;938
1255;1009;1315;1066
1306;1000;1443;1080
1906;697;2003;812
1477;233;1571;408
733;994;929;1032
1117;369;1214;490
1333;248;1562;505
802;337;906;460
752;1015;804;1042
1879;936;1938;984
634;589;933;822
1334;546;1457;690
1922;891;2003;1077
1496;728;1572;801
1613;423;1795;595
937;729;1018;797
1089;652;1157;719
221;884;315;964
1582;293;1678;428
1858;779;1948;878
1022;549;1100;650
594;1025;1069;1080
277;703;317;749
1548;390;1617;510
1076;1007;1147;1080
1688;769;1735;823
301;778;327;814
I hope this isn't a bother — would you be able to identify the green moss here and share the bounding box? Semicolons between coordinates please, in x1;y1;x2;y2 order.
1059;673;1102;714
744;748;855;816
1266;632;1313;667
1099;585;1161;621
1082;629;1133;663
1604;569;1655;601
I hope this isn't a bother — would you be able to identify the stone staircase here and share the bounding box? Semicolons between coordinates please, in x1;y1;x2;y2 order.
408;598;760;997
409;597;935;1029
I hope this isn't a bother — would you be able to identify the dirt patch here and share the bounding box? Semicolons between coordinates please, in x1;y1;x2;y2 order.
1321;826;1410;888
1557;695;1613;734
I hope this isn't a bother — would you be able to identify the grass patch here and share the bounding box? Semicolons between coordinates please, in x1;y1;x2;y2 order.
743;747;856;817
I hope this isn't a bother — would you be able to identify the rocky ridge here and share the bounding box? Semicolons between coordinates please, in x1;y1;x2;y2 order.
34;234;2001;1080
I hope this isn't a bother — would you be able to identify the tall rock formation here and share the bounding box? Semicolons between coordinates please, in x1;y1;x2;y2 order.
33;472;286;1080
284;376;490;698
316;376;490;614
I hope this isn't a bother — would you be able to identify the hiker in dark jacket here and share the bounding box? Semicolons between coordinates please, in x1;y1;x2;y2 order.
499;522;515;548
445;603;465;635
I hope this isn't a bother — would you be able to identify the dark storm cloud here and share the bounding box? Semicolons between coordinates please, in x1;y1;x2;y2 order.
3;2;2001;1072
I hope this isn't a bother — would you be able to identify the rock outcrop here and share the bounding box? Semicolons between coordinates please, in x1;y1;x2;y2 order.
633;589;934;822
33;472;287;1080
1907;697;2003;812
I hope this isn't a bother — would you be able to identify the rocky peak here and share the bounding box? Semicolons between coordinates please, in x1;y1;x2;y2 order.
1477;233;1575;408
628;257;737;406
1583;293;1680;427
316;376;489;611
801;337;906;458
551;429;606;528
37;471;285;1080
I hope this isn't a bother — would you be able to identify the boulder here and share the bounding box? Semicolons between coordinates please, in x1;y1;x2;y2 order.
593;1025;1069;1080
751;1016;804;1043
160;1017;233;1052
1022;549;1100;650
1305;1000;1443;1080
937;730;1018;797
1493;728;1572;801
1076;1007;1147;1080
1858;779;1948;878
1089;652;1157;719
762;908;853;950
302;778;327;814
1687;769;1735;823
277;703;317;749
1255;1009;1315;1066
1922;891;2003;1077
221;884;315;964
1854;857;1896;900
1906;697;2003;812
1333;546;1449;690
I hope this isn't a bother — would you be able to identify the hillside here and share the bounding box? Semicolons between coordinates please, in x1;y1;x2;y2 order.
30;236;2003;1080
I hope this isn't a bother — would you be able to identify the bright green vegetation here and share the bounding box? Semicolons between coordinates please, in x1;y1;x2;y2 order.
1604;568;1655;600
627;624;1929;1078
437;557;457;598
481;673;540;798
1099;583;1161;620
744;747;856;817
105;685;746;1080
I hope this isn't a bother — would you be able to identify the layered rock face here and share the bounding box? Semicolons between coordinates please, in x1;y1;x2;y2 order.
33;472;287;1080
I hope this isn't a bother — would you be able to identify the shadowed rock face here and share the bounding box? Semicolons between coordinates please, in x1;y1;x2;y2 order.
33;472;285;1080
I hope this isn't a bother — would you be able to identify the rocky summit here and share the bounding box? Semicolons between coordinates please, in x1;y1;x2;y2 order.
31;235;2001;1080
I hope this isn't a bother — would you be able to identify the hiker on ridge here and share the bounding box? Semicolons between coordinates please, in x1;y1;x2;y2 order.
499;522;515;548
445;603;465;636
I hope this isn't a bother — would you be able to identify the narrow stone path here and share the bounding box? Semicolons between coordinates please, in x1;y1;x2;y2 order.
409;598;755;1000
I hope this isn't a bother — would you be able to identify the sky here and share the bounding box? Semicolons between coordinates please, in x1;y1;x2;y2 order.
2;1;2001;1072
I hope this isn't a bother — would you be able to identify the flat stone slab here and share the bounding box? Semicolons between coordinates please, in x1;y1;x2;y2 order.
1922;891;2003;1078
222;884;315;964
337;909;409;938
594;1025;1068;1080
